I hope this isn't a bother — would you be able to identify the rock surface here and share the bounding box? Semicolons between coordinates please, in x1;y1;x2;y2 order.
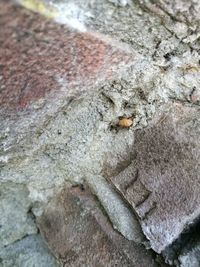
86;174;144;242
0;183;37;248
0;0;200;266
179;242;200;267
0;234;59;267
107;103;200;253
38;185;158;267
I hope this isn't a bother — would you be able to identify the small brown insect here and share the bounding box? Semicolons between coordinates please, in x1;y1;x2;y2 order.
118;117;133;128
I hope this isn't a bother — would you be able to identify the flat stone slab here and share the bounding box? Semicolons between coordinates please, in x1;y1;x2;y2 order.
108;103;200;253
38;185;159;267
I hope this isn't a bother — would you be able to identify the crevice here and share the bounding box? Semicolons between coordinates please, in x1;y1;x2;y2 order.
3;233;30;249
163;215;200;265
27;205;37;225
100;91;116;108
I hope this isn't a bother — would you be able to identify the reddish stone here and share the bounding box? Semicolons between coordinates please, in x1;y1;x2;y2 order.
0;0;133;112
38;185;159;267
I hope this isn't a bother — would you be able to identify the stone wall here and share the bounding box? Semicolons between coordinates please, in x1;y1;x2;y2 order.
0;0;200;266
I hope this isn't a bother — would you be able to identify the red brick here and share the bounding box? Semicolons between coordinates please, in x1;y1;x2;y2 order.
0;0;133;112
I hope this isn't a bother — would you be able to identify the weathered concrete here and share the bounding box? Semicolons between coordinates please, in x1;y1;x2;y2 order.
0;0;200;266
0;1;148;265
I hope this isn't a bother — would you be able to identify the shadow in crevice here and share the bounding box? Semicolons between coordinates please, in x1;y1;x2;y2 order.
163;215;200;265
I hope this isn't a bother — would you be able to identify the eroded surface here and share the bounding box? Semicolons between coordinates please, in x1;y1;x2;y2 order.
0;0;200;266
108;103;200;253
38;185;158;267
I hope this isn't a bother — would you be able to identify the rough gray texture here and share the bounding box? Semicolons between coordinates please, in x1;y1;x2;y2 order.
179;244;200;267
108;103;200;253
0;234;59;267
108;0;131;6
0;183;37;249
1;0;200;266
